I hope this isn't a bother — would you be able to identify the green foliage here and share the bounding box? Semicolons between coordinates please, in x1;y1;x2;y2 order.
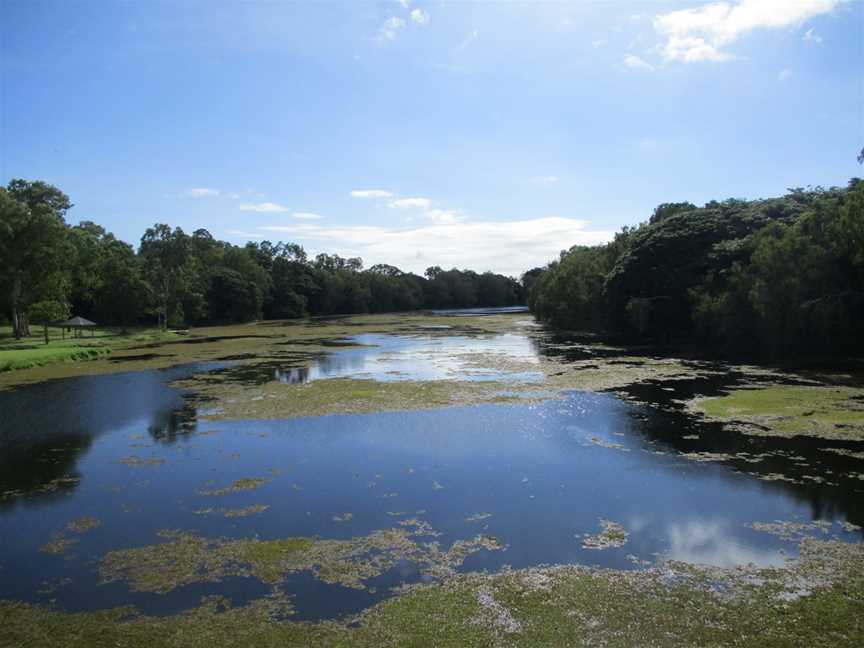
1;178;525;336
530;181;864;358
0;180;72;338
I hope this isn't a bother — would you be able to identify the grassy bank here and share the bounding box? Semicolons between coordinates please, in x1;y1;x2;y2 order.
0;326;175;373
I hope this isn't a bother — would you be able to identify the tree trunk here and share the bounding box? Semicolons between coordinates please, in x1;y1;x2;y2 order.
10;277;30;339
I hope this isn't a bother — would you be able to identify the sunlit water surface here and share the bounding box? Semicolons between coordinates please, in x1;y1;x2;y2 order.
1;327;862;620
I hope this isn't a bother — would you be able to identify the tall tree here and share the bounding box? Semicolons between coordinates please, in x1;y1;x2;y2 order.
0;180;72;338
139;224;190;329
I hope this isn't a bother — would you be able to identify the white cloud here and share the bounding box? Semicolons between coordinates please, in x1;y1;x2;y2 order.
226;229;264;239
664;519;786;567
654;0;841;63
803;27;823;44
239;202;291;213
398;0;410;8
377;16;406;42
530;175;559;185
389;197;432;209
257;217;614;276
778;68;792;81
292;212;323;220
187;187;220;198
350;189;394;199
458;28;479;51
424;209;464;224
410;8;429;25
623;54;655;70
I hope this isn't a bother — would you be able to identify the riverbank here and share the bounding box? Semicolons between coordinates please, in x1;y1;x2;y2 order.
0;327;175;373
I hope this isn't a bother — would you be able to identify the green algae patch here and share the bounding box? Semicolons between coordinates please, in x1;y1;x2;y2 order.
9;538;864;648
692;385;864;441
39;517;102;555
118;455;165;467
580;519;628;550
98;522;503;594
195;505;269;518
66;516;101;534
39;534;79;555
197;477;268;496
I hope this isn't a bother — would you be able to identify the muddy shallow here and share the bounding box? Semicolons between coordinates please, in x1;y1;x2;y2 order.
1;313;863;624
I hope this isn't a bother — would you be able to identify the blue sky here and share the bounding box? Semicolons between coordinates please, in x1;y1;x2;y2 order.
2;0;861;276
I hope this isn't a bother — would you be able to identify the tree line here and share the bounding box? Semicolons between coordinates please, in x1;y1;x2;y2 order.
526;179;864;359
0;179;524;338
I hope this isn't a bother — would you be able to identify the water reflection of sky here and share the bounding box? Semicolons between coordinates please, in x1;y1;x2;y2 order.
0;336;862;620
273;333;544;384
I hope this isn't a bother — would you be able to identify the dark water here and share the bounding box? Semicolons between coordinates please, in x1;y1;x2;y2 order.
1;332;863;621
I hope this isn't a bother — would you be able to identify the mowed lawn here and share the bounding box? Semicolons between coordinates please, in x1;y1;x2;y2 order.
0;326;172;372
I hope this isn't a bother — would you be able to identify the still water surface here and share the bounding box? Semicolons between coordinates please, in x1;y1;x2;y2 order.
1;328;862;620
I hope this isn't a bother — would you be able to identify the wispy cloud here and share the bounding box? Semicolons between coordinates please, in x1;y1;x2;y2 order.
778;68;792;81
256;217;614;276
654;0;841;63
623;54;655;70
458;29;479;51
410;9;429;25
350;189;394;199
389;197;432;209
239;202;291;213
226;229;264;239
187;187;220;198
803;27;823;44
292;212;323;220
377;16;406;42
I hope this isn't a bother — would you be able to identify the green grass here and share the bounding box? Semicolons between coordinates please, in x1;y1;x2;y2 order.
0;325;174;373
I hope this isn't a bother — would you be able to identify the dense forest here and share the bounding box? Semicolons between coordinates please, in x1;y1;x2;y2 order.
527;179;864;359
0;179;524;338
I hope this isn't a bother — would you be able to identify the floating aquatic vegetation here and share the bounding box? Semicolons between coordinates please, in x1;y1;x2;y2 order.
466;513;492;523
39;516;101;555
195;505;269;518
197;477;268;496
66;516;101;534
39;534;78;555
586;436;629;452
332;513;354;523
820;447;864;460
99;521;503;594
6;538;864;647
690;385;864;441
751;520;835;542
580;520;628;550
118;455;165;467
